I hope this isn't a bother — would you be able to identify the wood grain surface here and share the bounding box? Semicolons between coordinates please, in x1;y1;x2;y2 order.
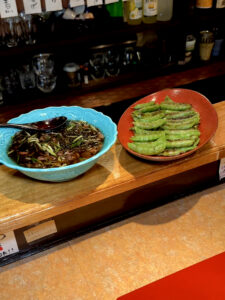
0;101;225;232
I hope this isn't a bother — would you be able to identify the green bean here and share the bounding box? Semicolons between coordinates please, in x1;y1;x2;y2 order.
166;139;195;148
134;118;166;129
130;95;201;157
166;110;196;119
160;103;192;111
134;112;165;122
163;96;174;103
132;104;160;114
163;120;199;130
131;132;165;142
138;105;160;113
165;129;200;136
160;138;200;156
166;114;200;124
159;146;195;156
132;127;165;135
193;138;200;147
134;101;155;110
128;137;166;155
166;134;198;141
132;110;164;120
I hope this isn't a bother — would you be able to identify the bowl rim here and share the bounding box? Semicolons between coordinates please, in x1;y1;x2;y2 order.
0;106;118;173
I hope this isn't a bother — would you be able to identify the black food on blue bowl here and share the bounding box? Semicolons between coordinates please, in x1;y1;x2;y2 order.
8;120;104;169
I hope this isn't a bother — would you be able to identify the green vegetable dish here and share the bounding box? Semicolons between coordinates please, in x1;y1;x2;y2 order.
128;96;200;157
8;120;104;168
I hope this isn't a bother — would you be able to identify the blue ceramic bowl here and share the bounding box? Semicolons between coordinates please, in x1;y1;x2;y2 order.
0;106;117;182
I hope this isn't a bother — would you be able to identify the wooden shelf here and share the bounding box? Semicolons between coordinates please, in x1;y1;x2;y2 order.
1;60;225;123
0;101;225;233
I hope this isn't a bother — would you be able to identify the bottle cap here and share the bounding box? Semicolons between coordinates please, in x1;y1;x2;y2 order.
63;63;80;73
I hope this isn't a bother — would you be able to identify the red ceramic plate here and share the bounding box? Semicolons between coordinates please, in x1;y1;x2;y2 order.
117;88;218;162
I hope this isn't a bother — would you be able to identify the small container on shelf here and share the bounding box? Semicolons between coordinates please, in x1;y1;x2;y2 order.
212;27;224;57
63;63;81;88
199;30;214;61
185;34;197;63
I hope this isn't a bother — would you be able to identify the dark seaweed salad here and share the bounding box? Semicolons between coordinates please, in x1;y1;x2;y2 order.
8;120;104;168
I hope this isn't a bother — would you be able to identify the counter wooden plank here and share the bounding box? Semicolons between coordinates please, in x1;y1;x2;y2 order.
0;101;225;232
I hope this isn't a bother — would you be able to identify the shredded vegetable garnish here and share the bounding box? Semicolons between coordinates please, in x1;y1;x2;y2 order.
8;120;104;168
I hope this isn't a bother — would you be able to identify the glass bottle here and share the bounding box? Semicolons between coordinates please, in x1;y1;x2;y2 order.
142;0;157;24
106;0;123;17
196;0;213;9
127;0;143;25
157;0;173;21
215;0;225;9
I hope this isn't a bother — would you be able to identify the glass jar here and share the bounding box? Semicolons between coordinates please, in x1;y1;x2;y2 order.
63;63;81;88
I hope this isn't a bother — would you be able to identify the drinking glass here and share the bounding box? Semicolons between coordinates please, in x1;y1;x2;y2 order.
4;18;18;47
37;74;57;93
20;13;37;45
32;53;56;93
19;64;36;90
32;53;55;76
89;52;105;80
104;48;120;77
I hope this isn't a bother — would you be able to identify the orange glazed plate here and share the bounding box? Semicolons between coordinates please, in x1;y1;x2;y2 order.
117;88;218;162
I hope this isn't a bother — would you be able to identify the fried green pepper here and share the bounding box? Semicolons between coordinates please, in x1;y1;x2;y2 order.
165;110;196;119
133;111;165;122
128;137;166;155
134;101;156;110
131;132;165;142
131;127;165;135
139;104;160;113
160;138;200;156
163;96;174;103
160;103;192;111
166;139;195;148
165;129;200;136
166;113;200;124
166;134;198;141
134;118;166;129
163;119;199;130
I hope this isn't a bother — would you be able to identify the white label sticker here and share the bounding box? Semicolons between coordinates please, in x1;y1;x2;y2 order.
23;0;42;14
70;0;85;7
105;0;118;4
45;0;63;12
0;0;18;18
219;158;225;180
0;231;19;258
216;0;225;8
24;220;57;243
87;0;103;7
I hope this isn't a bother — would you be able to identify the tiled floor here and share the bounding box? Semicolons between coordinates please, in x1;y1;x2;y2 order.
1;183;225;300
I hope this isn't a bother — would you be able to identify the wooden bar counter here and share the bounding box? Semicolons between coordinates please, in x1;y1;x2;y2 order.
0;101;225;264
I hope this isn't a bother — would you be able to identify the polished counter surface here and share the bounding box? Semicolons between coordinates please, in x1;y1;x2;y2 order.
1;182;225;300
0;101;225;233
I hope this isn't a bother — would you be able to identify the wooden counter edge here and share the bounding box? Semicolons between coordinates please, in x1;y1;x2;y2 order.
0;145;222;233
0;101;224;232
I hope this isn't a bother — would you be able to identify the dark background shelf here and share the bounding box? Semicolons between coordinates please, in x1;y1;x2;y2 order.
1;0;225;123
